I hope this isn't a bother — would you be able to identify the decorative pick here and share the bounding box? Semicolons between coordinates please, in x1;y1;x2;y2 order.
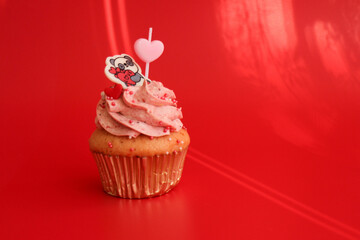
104;54;145;89
134;28;164;79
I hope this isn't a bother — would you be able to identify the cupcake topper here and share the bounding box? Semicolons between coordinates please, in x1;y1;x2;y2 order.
104;54;146;89
134;28;164;79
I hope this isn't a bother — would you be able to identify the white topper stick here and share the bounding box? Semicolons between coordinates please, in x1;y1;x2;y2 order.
145;27;152;78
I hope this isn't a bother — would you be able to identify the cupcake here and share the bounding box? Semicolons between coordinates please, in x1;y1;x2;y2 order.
89;54;190;199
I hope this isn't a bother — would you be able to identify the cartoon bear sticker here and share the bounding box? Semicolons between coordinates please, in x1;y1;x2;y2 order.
104;54;146;88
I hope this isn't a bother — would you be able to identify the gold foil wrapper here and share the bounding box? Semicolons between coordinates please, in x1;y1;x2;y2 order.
92;148;188;199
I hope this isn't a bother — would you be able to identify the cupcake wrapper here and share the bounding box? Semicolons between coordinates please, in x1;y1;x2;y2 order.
92;148;188;199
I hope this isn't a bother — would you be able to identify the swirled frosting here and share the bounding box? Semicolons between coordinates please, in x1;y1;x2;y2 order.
95;80;183;138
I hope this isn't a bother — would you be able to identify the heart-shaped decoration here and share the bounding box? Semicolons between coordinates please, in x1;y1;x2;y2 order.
134;38;164;63
104;84;123;99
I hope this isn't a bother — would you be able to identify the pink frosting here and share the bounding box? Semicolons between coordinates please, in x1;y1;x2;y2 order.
96;81;183;137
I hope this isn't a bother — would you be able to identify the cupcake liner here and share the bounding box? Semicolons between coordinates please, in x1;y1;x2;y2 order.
92;148;188;199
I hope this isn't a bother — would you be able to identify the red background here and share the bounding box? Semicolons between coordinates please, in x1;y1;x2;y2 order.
1;0;360;239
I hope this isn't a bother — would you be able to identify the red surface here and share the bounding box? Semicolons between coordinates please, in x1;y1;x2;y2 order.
1;0;360;239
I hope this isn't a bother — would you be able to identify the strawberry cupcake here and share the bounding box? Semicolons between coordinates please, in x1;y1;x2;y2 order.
89;54;190;199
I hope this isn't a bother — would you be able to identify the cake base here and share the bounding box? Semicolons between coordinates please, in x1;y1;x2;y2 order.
92;148;188;199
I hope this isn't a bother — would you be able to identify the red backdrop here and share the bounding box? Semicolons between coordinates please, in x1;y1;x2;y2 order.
0;0;359;239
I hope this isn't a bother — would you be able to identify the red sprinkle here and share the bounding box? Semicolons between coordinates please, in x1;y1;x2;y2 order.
108;142;113;148
159;121;163;125
132;100;135;103
163;93;168;98
150;136;154;140
129;91;133;95
176;139;180;144
160;96;165;100
130;148;134;152
163;128;168;133
111;102;115;106
129;120;133;124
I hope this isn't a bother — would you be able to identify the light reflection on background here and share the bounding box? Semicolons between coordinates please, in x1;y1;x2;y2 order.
217;0;360;153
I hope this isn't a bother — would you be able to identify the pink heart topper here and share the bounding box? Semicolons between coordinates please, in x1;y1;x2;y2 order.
134;38;164;63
